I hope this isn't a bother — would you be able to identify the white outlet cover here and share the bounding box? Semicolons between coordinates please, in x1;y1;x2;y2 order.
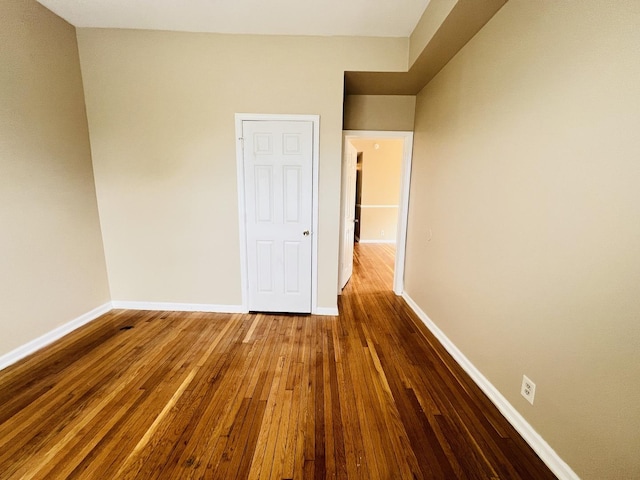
521;375;536;405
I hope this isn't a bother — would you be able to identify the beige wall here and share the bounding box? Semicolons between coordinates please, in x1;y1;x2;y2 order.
0;1;110;356
405;1;640;478
76;29;406;309
358;209;399;243
343;95;416;131
350;139;403;242
408;0;457;67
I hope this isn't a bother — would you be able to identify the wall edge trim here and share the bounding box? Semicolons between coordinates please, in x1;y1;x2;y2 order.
111;301;246;313
401;292;580;480
357;240;397;244
0;302;113;371
314;307;339;316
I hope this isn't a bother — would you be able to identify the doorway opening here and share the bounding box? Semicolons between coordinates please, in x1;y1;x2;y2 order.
339;130;413;295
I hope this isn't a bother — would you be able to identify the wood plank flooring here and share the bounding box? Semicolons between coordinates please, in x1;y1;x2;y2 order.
0;243;556;479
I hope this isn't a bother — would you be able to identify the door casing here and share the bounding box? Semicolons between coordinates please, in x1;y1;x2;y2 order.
235;113;320;314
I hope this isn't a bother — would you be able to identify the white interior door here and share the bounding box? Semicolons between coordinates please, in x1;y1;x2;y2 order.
242;120;313;313
339;140;358;290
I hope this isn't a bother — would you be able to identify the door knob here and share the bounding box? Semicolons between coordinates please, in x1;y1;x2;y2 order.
303;230;310;236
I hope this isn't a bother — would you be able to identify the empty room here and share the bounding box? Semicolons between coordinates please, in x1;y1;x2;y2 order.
1;0;638;478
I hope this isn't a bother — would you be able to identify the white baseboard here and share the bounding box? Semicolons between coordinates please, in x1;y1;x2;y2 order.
314;306;339;316
357;239;397;244
1;299;324;372
0;302;113;372
111;301;246;313
401;292;580;480
113;300;338;316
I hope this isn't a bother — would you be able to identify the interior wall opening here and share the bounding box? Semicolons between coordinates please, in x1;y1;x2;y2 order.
339;131;413;295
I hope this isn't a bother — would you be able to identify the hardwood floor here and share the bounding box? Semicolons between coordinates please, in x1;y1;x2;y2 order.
0;243;555;479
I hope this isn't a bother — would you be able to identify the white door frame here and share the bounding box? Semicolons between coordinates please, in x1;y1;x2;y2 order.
236;113;320;313
341;130;414;295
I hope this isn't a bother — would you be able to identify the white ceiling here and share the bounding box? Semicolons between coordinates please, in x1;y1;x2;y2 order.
37;0;431;37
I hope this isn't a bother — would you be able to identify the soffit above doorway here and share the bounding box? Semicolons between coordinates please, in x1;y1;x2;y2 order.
345;0;508;95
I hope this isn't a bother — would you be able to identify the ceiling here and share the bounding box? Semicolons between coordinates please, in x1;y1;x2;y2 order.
37;0;431;37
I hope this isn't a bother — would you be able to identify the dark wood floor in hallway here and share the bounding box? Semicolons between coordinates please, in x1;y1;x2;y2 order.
0;243;556;479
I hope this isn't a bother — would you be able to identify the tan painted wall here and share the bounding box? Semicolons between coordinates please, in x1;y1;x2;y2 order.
0;1;110;356
408;0;457;67
405;1;640;478
358;208;399;243
343;95;416;131
350;139;403;242
76;29;406;309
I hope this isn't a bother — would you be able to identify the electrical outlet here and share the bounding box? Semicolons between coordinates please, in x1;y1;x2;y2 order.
381;230;385;237
521;375;536;405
